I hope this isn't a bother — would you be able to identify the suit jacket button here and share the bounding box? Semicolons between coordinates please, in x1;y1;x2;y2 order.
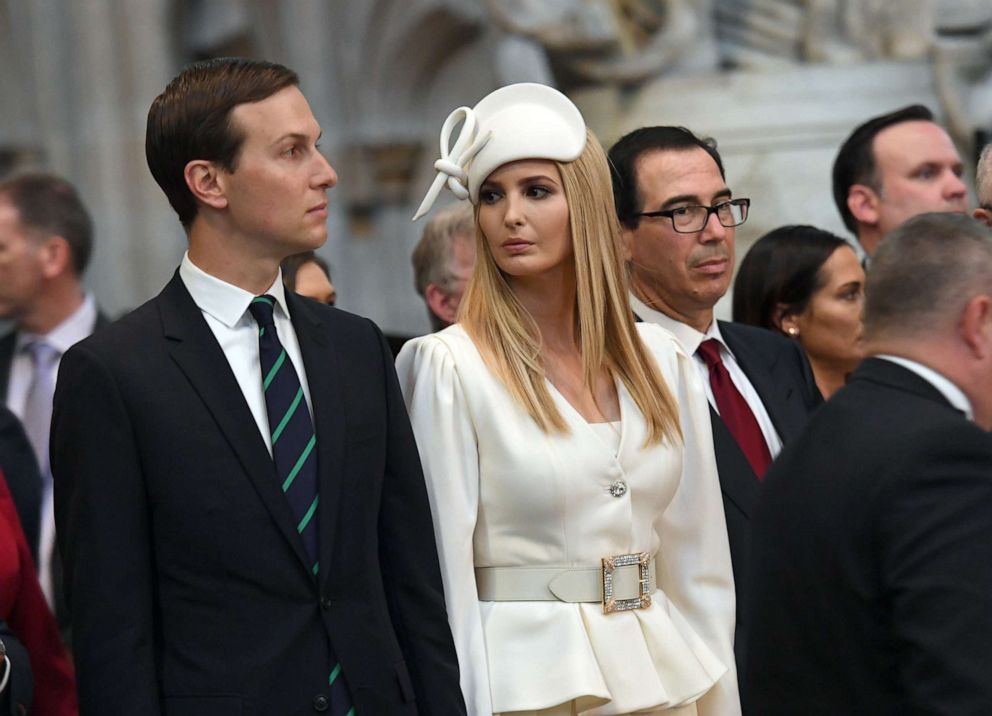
320;596;332;610
313;694;329;712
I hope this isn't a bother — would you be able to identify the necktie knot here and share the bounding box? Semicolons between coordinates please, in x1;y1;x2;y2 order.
696;338;723;368
248;295;277;329
24;340;60;370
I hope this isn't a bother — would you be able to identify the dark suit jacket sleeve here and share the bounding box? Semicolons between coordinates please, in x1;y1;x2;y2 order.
371;323;466;715
0;619;32;716
880;428;992;710
0;408;42;563
52;343;161;714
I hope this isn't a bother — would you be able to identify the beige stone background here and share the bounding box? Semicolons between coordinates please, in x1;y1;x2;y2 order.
1;0;990;334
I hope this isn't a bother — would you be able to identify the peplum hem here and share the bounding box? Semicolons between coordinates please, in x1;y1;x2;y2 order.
481;589;727;715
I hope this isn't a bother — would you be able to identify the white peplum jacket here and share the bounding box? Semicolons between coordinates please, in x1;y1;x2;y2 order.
396;322;740;716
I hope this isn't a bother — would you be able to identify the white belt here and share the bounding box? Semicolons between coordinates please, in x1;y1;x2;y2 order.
475;552;655;614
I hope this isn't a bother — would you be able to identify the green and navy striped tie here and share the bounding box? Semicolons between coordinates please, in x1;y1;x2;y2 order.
248;295;354;715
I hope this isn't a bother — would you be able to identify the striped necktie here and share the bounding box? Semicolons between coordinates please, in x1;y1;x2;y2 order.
247;296;355;715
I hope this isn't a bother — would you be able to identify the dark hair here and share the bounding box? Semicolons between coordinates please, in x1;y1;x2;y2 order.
281;251;331;291
608;125;725;230
733;225;848;330
831;104;935;234
145;57;299;230
0;172;93;275
865;212;992;339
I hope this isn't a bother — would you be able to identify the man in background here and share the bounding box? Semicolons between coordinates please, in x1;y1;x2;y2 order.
748;212;992;713
0;172;105;616
411;202;475;332
832;105;968;260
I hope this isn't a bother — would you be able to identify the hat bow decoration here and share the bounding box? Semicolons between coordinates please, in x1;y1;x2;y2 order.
412;107;492;220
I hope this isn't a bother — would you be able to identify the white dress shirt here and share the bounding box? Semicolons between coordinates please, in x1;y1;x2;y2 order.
876;355;974;421
630;294;784;459
179;252;314;455
7;293;98;418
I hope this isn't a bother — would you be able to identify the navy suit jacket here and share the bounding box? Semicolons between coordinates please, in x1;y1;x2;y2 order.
51;273;464;716
747;358;992;714
0;312;108;561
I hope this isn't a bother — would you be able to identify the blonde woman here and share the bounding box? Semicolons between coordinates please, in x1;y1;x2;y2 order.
397;84;739;716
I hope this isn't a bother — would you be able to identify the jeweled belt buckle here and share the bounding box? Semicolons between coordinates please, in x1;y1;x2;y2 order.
601;551;652;614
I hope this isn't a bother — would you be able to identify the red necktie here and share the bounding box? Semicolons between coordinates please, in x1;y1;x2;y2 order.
697;338;772;479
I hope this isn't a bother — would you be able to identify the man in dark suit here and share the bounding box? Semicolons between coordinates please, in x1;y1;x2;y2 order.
52;58;464;715
747;212;992;713
0;172;106;617
608;126;822;684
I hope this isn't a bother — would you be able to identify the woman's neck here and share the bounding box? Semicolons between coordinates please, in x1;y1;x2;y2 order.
510;266;578;353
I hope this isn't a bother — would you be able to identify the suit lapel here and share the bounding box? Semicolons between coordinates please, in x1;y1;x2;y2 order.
158;273;313;572
721;322;807;443
709;405;760;517
285;293;347;586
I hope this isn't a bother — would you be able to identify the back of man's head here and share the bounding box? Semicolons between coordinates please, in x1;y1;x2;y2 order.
412;203;475;331
145;57;299;230
831;104;935;235
608;125;725;230
865;212;992;343
0;172;93;276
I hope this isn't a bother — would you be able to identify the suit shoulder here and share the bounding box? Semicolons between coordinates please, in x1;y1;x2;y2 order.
63;295;162;364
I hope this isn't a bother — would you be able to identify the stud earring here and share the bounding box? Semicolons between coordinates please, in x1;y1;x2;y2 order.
786;326;799;337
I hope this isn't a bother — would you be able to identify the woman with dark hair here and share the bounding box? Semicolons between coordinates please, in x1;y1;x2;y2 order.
733;225;865;398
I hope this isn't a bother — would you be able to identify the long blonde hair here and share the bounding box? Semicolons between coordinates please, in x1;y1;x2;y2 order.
459;129;682;446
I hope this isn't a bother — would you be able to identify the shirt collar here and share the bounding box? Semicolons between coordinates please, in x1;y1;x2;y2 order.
875;354;974;421
179;251;291;328
16;293;98;355
629;292;728;357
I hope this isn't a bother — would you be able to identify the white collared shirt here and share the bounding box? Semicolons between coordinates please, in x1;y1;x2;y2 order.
876;354;974;421
7;293;98;419
630;293;784;459
179;252;314;455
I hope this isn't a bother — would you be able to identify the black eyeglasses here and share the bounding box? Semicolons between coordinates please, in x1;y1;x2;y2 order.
636;198;750;233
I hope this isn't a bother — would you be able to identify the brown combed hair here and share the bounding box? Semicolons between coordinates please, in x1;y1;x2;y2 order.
459;129;682;446
145;57;299;230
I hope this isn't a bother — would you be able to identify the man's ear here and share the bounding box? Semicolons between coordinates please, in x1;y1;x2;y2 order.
620;226;635;261
38;235;72;279
425;284;456;325
847;184;880;228
184;160;228;211
973;207;992;228
961;293;992;359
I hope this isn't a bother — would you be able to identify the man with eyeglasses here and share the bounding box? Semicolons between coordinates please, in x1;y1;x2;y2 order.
608;126;822;690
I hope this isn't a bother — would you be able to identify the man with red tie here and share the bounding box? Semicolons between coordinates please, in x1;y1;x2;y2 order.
608;126;822;686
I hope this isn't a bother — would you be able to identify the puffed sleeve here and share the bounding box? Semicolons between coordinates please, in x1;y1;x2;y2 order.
647;329;740;716
395;334;492;716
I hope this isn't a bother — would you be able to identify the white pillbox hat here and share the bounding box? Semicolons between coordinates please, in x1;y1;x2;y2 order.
413;83;587;220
